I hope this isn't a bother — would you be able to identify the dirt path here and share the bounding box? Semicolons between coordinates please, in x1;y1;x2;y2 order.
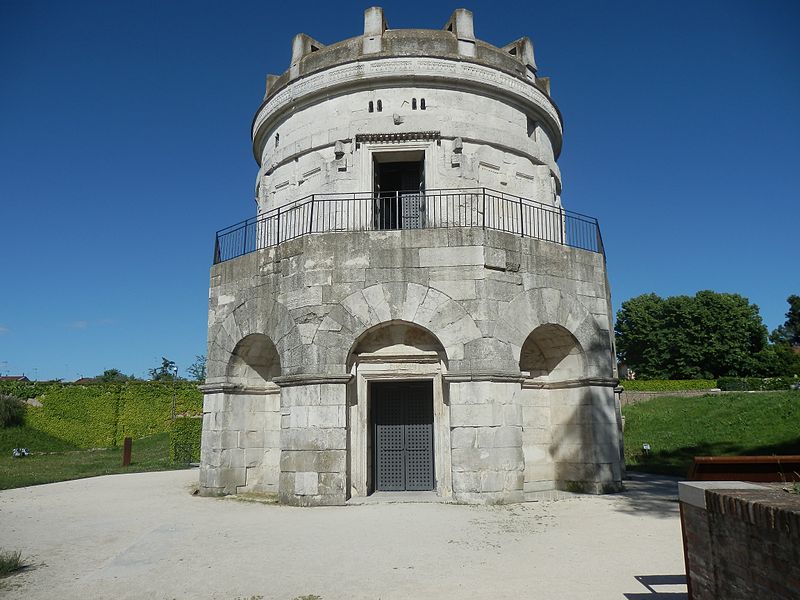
0;470;687;599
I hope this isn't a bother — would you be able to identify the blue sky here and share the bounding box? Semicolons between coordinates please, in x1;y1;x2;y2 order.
1;0;798;380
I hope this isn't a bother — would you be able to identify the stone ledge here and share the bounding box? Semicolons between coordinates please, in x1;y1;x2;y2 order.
678;481;768;510
198;383;280;395
521;377;618;389
273;374;353;387
444;371;523;383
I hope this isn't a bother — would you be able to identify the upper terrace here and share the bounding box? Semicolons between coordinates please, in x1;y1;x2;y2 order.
213;188;603;264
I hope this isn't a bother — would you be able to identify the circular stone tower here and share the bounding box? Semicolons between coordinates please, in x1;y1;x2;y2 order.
201;7;623;506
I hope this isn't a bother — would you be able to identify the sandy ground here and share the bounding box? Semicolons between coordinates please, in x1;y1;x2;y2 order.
0;469;688;600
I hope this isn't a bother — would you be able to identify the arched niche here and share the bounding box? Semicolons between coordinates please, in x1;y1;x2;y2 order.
519;324;585;381
348;320;447;368
227;333;281;386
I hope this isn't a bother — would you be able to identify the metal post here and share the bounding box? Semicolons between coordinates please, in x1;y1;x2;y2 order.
519;195;525;237
171;365;178;420
277;206;281;243
242;222;247;256
596;220;605;256
213;235;220;264
482;189;486;229
122;437;132;467
308;195;315;234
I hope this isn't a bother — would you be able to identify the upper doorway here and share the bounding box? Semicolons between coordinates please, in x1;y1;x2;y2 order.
373;151;425;230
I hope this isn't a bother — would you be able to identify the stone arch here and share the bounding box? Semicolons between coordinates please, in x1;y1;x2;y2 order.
206;296;299;382
202;298;290;498
345;317;453;500
496;288;613;378
227;333;281;386
347;320;448;370
337;282;482;366
519;324;585;381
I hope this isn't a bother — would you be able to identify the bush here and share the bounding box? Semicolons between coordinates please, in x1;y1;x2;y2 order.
0;395;26;427
620;380;717;392
717;376;797;391
169;416;202;464
0;549;24;576
0;381;203;449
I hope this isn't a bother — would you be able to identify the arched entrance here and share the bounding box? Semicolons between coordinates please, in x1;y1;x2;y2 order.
346;321;452;499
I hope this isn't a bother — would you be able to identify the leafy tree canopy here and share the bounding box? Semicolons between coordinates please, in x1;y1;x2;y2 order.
187;355;206;382
96;369;135;383
615;291;769;379
149;357;178;381
770;295;800;347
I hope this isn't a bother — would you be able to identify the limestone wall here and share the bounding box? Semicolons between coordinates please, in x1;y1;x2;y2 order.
256;80;561;213
201;227;622;504
203;8;620;506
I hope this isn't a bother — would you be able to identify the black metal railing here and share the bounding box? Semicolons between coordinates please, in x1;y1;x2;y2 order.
213;188;604;264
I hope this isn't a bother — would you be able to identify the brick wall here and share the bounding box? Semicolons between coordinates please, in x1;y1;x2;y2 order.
679;483;800;600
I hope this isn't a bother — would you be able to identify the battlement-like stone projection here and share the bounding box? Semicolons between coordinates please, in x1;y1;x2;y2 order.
200;7;624;505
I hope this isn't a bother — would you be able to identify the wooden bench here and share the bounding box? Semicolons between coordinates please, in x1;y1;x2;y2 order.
687;455;800;482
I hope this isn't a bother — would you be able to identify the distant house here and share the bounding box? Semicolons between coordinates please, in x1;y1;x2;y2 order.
0;375;29;382
73;377;96;384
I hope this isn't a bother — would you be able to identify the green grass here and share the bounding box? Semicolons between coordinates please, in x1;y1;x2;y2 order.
623;390;800;476
0;424;79;454
0;431;188;490
621;379;717;392
0;550;24;577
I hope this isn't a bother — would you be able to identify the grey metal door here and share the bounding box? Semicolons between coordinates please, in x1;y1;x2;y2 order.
373;382;434;491
401;193;424;229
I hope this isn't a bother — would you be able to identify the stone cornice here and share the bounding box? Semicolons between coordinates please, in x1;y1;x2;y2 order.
355;131;441;144
440;374;618;387
521;377;619;390
273;374;353;387
356;350;441;364
444;371;524;383
198;383;280;395
252;56;563;163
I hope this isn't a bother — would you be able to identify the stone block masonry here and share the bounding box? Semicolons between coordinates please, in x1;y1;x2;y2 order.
200;7;623;505
202;225;621;504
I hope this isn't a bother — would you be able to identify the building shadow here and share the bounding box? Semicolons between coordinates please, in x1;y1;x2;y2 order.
611;472;681;519
623;574;688;599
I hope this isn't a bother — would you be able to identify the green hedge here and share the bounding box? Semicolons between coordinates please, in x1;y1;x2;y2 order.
619;380;717;392
169;417;202;463
0;381;202;449
717;376;798;391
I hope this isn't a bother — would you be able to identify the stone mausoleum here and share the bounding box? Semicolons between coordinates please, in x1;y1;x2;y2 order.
200;7;624;505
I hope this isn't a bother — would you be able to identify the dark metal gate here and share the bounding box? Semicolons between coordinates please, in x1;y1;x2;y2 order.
373;382;434;491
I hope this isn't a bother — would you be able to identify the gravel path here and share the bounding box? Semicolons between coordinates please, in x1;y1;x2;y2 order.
0;470;687;599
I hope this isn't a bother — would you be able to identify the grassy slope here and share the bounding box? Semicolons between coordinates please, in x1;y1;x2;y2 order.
623;391;800;476
0;432;187;490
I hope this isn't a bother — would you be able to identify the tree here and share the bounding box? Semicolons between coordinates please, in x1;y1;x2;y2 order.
770;295;800;347
187;355;206;382
149;357;178;381
96;368;134;383
615;291;768;379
